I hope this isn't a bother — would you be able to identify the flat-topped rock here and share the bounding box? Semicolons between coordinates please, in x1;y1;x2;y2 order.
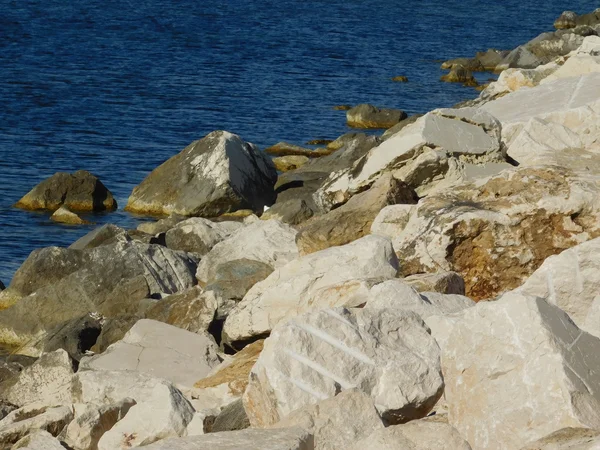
14;170;116;212
266;142;333;158
125;131;277;217
346;104;407;129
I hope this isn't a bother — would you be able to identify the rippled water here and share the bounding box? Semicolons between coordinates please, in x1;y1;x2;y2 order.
0;0;597;283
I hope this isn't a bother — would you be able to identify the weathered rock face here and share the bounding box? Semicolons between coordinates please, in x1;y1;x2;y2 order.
272;389;384;450
244;307;443;427
209;398;250;433
315;108;504;211
3;349;73;408
443;293;600;450
40;313;103;361
393;166;600;300
69;224;153;251
50;205;90;225
142;427;314;450
14;170;117;212
403;272;466;295
346;104;407;129
540;36;600;84
125;131;278;217
515;237;600;338
137;215;186;235
11;429;66;450
0;238;199;352
440;64;478;86
261;199;314;225
554;9;600;29
164;218;242;255
349;417;472;450
370;204;417;239
479;62;559;100
79;319;220;390
520;428;600;450
0;403;73;447
265;142;333;158
296;174;418;254
273;155;310;172
196;220;298;286
381;114;423;141
223;235;399;344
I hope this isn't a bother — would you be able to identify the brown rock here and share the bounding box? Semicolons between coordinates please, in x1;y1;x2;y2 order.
306;139;333;146
265;142;334;158
346;104;408;129
332;105;352;110
392;76;409;82
50;206;90;225
440;64;479;87
273;155;310;172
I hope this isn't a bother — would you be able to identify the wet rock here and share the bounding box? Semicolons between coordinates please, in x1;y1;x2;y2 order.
441;57;485;72
164;217;242;255
296;174;417;254
223;235;399;344
0;403;73;447
266;142;333;158
332;104;351;110
403;272;466;295
80;319;220;390
306;139;332;146
125;131;277;217
272;389;384;450
440;64;478;86
14;170;117;212
346;104;407;129
273;155;310;172
243;307;443;426
50;206;90;225
261;199;314;225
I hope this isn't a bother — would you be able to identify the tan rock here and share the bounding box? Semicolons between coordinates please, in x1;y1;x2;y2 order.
0;403;73;447
520;427;600;450
403;272;466;295
440;64;478;86
50;206;90;225
265;142;333;158
346;104;407;129
11;430;65;450
273;155;310;172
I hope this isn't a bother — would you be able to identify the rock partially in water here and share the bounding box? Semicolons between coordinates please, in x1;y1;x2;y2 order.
554;9;600;29
14;170;117;212
391;75;408;82
440;64;478;86
125;131;278;217
346;104;407;129
50;205;90;225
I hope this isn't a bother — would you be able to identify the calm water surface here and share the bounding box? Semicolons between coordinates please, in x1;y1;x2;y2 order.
1;0;597;283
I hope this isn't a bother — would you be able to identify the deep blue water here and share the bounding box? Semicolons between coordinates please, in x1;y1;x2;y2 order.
1;1;597;284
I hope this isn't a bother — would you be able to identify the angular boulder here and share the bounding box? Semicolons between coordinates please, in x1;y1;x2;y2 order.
223;235;399;344
243;307;444;427
442;293;600;449
0;403;73;447
440;64;478;86
370;204;417;239
346;104;407;129
50;205;90;225
11;429;66;450
273;389;384;450
40;313;103;361
14;170;116;212
125;131;278;217
403;272;466;295
79;319;220;389
273;155;310;172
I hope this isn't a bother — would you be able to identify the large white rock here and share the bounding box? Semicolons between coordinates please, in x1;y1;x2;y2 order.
370;204;417;239
315;108;503;211
141;427;314;450
164;217;243;255
0;403;73;448
97;382;195;449
222;235;399;343
64;399;136;450
4;349;73;408
272;389;384;450
243;307;443;427
480;62;560;98
515;237;600;338
11;430;66;450
541;35;600;83
79;319;220;389
125;131;278;217
348;417;472;450
442;292;600;450
196;219;299;285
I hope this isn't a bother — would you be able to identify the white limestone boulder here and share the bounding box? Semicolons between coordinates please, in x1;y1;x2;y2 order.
515;237;600;338
125;131;278;217
0;403;73;448
272;389;384;450
370;204;417;239
11;430;65;450
196;219;299;285
480;62;560;99
222;235;399;344
141;427;314;450
164;217;243;255
541;35;600;83
520;427;600;450
243;307;444;427
3;349;73;408
442;292;600;450
79;319;220;390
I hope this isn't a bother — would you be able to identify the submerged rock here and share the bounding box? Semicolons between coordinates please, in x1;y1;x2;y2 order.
14;170;117;212
346;104;407;129
125;131;277;217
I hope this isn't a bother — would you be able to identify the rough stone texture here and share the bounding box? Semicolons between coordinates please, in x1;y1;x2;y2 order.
142;427;314;450
403;272;466;295
273;155;310;172
542;36;600;83
315;108;503;211
515;237;600;338
69;224;153;250
97;382;195;449
262;199;314;225
392;166;600;301
0;238;199;352
520;427;600;450
40;314;103;361
440;64;478;86
441;49;509;72
164;218;242;255
196;220;298;286
265;142;333;158
3;350;73;408
346;104;407;129
137;215;186;235
243;307;443;427
89;316;139;354
443;293;600;450
296;174;418;254
273;389;384;450
480;62;559;100
125;131;278;217
223;235;399;344
50;205;90;225
370;204;417;239
348;418;472;450
554;9;600;29
64;399;136;450
381;114;423;141
144;286;218;334
0;403;73;447
11;430;65;450
79;319;220;390
210;399;250;433
14;170;117;212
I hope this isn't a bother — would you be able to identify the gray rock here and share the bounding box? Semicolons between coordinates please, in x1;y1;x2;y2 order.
137;214;187;235
381;114;423;140
69;223;155;250
125;131;278;217
164;218;242;255
40;314;102;361
90;315;139;354
440;64;478;86
14;170;117;212
346;104;407;129
209;399;250;433
554;11;578;29
262;199;314;225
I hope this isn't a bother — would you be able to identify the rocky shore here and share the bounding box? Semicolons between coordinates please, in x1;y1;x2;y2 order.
1;9;600;450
